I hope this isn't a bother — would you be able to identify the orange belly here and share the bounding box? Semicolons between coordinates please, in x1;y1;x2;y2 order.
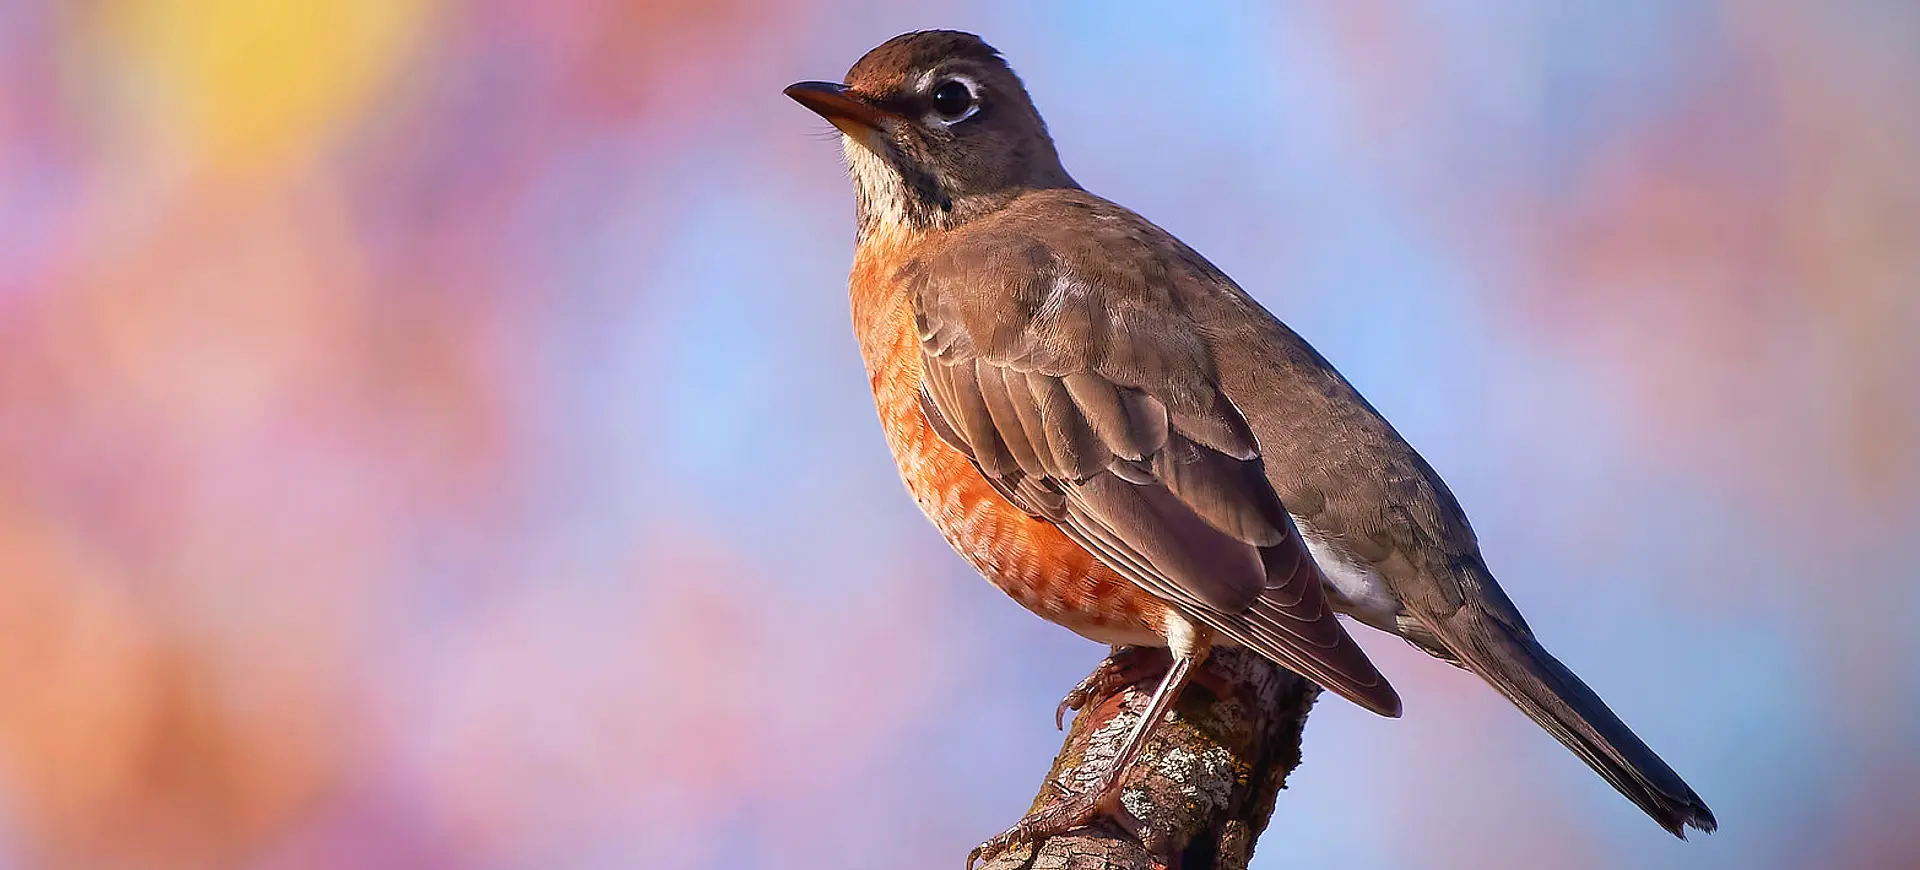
848;231;1169;648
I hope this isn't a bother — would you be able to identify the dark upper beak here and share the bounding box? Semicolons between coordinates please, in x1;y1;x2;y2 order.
784;81;896;135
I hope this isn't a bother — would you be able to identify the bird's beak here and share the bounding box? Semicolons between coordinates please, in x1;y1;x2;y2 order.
784;81;897;136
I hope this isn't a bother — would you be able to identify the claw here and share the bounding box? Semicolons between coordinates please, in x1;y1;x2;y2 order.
965;837;1027;870
967;788;1107;870
976;648;1199;868
1055;646;1169;730
1053;688;1086;731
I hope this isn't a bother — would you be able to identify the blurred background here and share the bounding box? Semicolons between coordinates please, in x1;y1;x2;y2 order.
1;1;1916;868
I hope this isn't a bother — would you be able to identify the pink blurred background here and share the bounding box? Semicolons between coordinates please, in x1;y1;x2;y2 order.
1;2;1915;868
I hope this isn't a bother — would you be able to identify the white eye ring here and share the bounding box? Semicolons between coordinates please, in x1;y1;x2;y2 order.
924;74;981;126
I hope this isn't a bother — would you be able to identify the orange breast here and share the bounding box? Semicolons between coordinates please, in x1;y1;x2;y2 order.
847;230;1168;648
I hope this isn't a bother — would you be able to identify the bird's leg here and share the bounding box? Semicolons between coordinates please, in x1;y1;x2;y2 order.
1056;644;1252;731
969;648;1202;870
1055;645;1170;730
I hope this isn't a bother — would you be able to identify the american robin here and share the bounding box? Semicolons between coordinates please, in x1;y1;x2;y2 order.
786;30;1715;865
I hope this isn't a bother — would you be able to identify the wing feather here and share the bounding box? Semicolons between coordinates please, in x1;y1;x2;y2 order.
904;206;1400;717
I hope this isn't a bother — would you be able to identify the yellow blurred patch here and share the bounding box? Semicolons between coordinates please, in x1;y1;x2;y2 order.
90;0;435;174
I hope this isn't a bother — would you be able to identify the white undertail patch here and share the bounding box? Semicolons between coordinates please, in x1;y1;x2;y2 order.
1293;518;1404;630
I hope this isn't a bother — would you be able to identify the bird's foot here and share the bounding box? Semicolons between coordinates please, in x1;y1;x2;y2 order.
1056;646;1170;730
964;772;1141;870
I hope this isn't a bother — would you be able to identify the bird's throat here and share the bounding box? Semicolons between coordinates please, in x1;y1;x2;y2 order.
842;135;950;239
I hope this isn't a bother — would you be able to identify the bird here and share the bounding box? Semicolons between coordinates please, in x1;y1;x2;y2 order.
785;29;1715;866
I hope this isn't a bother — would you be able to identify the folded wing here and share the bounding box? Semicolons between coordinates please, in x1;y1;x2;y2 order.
906;235;1400;716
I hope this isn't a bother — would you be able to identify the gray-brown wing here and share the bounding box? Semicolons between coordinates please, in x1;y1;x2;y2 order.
906;231;1400;717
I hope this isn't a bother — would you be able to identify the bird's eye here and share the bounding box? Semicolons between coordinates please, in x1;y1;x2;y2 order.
930;79;974;119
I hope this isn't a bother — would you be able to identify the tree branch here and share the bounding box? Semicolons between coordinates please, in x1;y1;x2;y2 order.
980;647;1321;870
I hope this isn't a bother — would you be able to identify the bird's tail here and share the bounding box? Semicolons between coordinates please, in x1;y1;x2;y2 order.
1442;607;1718;837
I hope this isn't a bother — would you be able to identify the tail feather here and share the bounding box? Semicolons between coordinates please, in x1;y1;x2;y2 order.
1445;610;1717;837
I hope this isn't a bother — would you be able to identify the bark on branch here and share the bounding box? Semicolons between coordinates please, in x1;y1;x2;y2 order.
979;647;1321;870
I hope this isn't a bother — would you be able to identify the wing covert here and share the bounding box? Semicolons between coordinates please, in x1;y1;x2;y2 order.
906;230;1400;716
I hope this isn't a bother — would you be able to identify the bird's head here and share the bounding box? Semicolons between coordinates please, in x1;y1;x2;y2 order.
785;31;1075;236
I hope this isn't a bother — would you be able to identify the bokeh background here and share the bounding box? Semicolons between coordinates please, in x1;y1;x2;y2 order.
1;1;1916;868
